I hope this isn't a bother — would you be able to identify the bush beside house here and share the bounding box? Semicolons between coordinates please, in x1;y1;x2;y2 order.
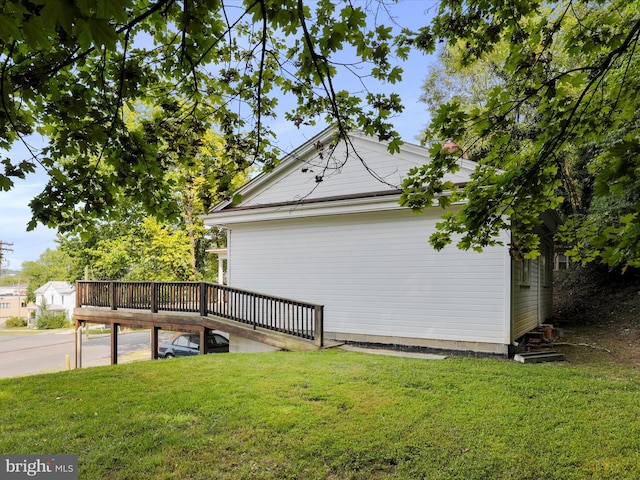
5;316;27;328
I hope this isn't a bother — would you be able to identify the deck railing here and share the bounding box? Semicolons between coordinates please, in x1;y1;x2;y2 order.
76;281;324;345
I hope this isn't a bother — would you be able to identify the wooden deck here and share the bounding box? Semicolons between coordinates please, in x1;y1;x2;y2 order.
74;281;327;365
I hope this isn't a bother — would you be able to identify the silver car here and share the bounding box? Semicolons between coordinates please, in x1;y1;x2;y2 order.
158;332;229;358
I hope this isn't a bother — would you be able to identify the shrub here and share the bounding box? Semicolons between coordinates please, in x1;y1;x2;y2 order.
36;312;70;330
5;316;27;328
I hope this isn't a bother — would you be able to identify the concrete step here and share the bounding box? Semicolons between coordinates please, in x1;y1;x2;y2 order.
513;351;565;364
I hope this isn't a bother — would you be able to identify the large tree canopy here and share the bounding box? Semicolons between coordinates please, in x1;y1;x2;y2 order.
402;0;640;269
5;0;640;270
1;0;411;231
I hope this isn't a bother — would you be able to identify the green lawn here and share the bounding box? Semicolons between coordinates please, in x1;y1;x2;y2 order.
1;350;639;479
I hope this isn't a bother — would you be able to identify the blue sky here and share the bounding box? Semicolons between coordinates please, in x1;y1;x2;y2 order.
0;0;439;271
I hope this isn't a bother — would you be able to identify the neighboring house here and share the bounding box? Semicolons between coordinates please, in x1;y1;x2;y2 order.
0;284;30;324
32;281;76;324
203;129;556;356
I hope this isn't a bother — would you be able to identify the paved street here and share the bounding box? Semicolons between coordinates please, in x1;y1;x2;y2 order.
0;329;278;379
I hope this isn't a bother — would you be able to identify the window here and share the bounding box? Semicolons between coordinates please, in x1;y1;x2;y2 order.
555;253;569;270
187;335;200;349
0;303;9;308
208;334;229;347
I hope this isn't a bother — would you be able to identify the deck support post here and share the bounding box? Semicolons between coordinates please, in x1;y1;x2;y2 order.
151;326;160;360
111;322;119;365
74;319;80;369
314;305;324;347
200;328;207;355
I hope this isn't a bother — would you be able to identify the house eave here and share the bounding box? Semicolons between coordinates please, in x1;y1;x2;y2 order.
203;192;403;225
202;188;466;226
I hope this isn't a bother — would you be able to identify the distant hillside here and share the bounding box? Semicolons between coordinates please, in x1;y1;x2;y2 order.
1;269;21;276
0;270;25;285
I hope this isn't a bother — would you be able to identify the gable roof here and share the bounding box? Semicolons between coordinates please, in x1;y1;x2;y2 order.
204;128;476;225
34;281;75;296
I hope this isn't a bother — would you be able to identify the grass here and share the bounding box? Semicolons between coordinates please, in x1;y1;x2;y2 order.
1;350;640;479
0;328;45;335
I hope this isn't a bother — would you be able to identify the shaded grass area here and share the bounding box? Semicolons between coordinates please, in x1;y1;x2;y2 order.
1;351;639;479
553;266;640;367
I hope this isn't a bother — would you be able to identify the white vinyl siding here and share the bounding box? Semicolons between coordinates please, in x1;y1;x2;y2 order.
511;258;539;341
510;239;554;341
227;209;509;345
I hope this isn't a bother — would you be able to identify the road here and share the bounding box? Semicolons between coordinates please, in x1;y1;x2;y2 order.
0;330;164;379
0;329;278;379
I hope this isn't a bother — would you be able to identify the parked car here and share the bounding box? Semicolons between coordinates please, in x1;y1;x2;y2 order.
158;332;229;358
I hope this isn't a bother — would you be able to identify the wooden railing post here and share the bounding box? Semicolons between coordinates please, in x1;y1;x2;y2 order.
75;281;82;308
151;282;158;313
314;305;324;347
252;295;257;330
199;282;208;317
109;282;117;311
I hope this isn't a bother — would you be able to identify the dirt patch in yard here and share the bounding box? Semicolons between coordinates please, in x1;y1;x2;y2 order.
549;266;640;367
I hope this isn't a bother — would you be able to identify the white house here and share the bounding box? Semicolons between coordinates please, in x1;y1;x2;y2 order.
203;129;555;356
32;281;76;324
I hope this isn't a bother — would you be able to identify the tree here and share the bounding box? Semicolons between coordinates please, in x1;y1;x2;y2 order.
418;40;508;148
1;0;410;232
60;216;196;281
56;106;240;282
57;197;222;281
21;248;74;302
401;0;640;269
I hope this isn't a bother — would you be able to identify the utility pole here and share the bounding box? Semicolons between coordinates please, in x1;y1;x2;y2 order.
0;241;14;279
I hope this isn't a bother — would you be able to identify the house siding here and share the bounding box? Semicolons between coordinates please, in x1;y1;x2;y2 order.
0;295;28;322
510;239;554;341
227;208;509;347
511;259;539;341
